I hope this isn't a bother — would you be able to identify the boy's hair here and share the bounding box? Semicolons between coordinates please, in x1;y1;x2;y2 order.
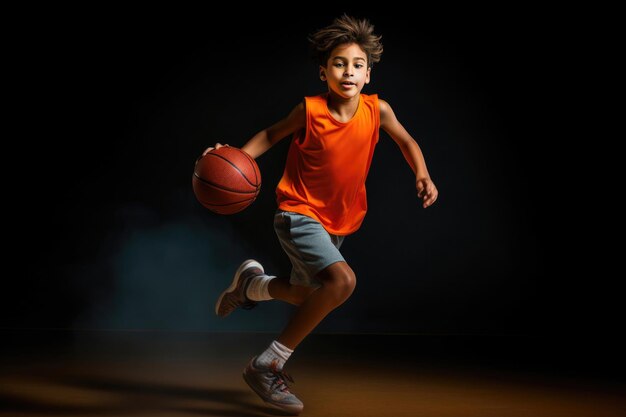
308;14;383;68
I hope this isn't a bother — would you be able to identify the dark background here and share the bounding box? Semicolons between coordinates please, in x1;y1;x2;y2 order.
3;13;613;339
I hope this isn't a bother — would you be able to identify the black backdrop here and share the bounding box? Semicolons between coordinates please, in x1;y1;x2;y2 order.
3;12;614;339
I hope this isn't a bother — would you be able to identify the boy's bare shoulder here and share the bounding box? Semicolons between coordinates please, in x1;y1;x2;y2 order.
281;101;306;131
378;98;395;123
378;98;392;114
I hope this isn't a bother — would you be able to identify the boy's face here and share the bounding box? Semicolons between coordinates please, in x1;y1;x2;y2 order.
321;43;370;99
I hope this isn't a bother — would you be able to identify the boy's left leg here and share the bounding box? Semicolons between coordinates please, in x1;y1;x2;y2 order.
239;210;346;413
276;261;355;349
241;261;354;415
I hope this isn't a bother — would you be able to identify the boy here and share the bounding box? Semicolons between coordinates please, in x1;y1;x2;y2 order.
206;14;437;414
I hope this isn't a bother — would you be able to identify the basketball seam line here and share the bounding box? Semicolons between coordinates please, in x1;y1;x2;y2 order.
203;152;258;188
200;196;257;207
240;150;261;190
193;173;258;194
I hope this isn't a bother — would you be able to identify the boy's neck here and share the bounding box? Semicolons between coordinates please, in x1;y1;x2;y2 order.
326;92;361;123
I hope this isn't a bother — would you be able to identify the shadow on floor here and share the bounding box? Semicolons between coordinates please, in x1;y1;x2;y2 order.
1;371;293;416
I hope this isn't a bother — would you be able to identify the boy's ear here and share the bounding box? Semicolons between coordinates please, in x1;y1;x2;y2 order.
319;66;327;81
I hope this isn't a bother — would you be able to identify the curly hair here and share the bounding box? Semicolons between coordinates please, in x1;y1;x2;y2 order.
308;14;383;68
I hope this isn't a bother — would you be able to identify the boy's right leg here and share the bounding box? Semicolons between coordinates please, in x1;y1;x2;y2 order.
268;277;317;306
215;259;271;318
215;259;317;318
214;260;307;414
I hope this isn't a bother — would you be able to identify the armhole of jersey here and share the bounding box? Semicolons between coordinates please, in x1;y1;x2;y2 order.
297;97;310;145
372;94;381;143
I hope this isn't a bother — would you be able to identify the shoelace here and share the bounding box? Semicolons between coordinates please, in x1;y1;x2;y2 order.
223;295;257;311
268;367;295;393
240;273;259;310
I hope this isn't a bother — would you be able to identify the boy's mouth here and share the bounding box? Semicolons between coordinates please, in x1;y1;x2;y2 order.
341;82;356;87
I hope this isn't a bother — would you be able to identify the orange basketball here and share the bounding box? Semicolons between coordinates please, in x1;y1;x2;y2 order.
192;146;261;214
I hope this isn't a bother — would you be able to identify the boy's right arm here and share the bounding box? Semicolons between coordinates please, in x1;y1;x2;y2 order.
202;103;305;159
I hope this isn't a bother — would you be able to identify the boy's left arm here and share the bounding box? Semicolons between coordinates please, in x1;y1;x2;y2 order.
379;99;438;208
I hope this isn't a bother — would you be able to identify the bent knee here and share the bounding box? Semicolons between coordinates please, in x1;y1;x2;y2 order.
317;262;356;303
338;269;357;297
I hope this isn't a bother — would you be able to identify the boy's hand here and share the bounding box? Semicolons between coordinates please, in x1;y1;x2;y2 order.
202;143;229;156
416;178;438;208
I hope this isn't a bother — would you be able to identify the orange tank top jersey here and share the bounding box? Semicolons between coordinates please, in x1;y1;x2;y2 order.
276;93;380;235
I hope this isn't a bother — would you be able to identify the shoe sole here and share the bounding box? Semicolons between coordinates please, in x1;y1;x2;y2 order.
214;259;264;316
243;367;304;415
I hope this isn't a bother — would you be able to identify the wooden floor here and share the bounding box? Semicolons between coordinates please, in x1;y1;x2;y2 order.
1;330;624;416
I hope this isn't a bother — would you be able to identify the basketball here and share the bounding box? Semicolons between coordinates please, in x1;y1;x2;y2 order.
192;146;261;215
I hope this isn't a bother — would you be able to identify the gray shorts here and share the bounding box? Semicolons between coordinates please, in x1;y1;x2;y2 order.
274;209;346;288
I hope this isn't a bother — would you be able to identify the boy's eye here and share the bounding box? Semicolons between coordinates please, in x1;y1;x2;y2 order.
355;64;364;69
334;62;344;68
